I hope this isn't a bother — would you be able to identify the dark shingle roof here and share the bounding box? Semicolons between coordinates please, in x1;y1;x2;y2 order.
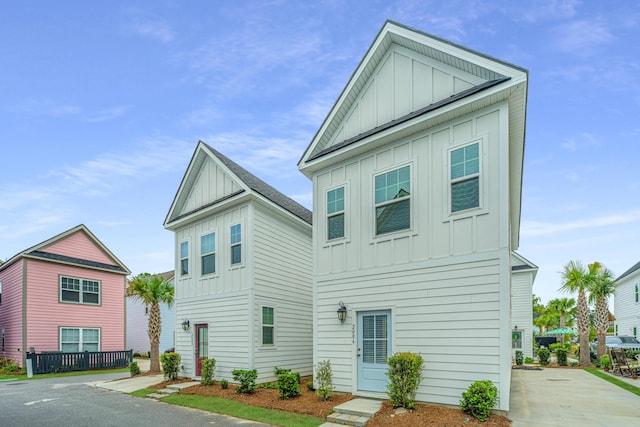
202;142;312;225
28;250;128;273
615;261;640;282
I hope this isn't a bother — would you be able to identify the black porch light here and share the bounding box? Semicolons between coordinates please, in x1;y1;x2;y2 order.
337;302;347;323
181;320;190;331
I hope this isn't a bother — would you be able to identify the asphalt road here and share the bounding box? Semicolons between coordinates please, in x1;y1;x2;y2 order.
0;372;267;427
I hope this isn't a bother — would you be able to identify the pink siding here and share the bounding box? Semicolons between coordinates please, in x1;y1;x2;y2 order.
43;230;114;265
0;260;25;366
25;259;126;355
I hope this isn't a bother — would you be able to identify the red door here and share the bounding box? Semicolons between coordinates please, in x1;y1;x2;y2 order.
195;324;208;377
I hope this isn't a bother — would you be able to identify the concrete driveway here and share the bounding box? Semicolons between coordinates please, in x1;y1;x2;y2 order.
509;368;640;426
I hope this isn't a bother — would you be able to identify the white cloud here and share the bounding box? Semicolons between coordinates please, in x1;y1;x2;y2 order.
86;106;129;123
560;132;600;151
131;21;174;43
9;98;82;117
522;209;640;237
517;0;579;23
554;20;615;55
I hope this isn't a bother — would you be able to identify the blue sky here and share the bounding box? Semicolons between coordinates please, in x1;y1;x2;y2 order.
2;1;639;305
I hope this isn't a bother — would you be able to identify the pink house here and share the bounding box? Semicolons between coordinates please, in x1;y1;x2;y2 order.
0;224;130;367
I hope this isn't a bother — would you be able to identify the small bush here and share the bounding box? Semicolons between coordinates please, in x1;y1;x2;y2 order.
201;358;216;386
386;352;424;409
600;354;611;369
232;369;257;394
274;366;290;375
524;357;534;364
160;352;181;380
277;372;301;399
0;358;15;369
220;379;229;389
306;381;315;391
537;347;551;366
556;348;568;366
258;382;278;389
315;360;334;401
1;364;23;374
515;350;523;365
129;361;141;376
460;380;498;422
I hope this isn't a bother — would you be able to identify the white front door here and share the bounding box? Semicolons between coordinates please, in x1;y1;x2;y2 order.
357;310;391;392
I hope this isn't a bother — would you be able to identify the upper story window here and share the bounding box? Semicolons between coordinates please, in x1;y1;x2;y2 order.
180;241;189;276
60;276;100;305
262;306;274;346
636;283;638;303
374;165;411;235
0;280;2;304
230;224;242;265
450;142;480;213
60;327;100;352
201;232;216;275
327;186;345;240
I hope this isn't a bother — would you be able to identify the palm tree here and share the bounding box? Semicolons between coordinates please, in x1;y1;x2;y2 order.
547;297;577;345
560;260;592;366
127;272;175;372
589;264;615;359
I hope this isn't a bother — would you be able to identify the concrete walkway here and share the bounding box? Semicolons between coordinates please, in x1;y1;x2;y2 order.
509;368;640;426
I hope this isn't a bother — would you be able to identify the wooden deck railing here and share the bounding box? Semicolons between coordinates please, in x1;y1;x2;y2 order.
26;350;132;374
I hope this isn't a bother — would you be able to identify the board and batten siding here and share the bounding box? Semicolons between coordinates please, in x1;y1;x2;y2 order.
511;270;534;358
24;259;126;353
328;45;482;148
316;254;509;407
175;293;250;379
614;271;640;337
252;204;313;380
0;260;25;366
42;231;114;265
180;156;243;215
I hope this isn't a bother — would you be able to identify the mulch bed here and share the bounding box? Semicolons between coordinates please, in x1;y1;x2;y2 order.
367;401;511;427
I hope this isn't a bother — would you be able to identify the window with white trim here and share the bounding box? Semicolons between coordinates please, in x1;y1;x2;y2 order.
262;306;274;345
180;241;189;276
1;326;4;351
635;283;638;303
60;276;100;305
450;142;480;213
230;224;242;265
0;280;2;304
374;165;411;235
327;186;345;240
201;232;216;275
60;327;100;352
512;330;522;349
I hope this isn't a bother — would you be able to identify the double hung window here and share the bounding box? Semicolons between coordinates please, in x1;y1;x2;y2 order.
262;306;274;345
201;232;216;275
60;276;100;305
374;165;411;235
230;224;242;265
180;241;189;276
60;327;100;352
450;142;480;213
327;186;345;240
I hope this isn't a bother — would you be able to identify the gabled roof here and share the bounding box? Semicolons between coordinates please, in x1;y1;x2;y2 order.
615;261;640;283
511;251;538;279
298;20;528;249
164;141;311;228
0;224;130;275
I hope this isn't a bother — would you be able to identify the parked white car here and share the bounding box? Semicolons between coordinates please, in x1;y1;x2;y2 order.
589;335;640;354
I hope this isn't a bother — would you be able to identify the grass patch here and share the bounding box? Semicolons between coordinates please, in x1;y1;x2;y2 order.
129;388;158;398
0;367;128;382
162;393;324;427
584;368;640;397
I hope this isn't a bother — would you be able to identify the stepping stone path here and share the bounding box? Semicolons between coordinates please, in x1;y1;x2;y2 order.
321;398;382;427
146;381;200;400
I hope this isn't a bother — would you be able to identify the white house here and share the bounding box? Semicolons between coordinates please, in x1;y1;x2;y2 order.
297;21;529;411
126;270;176;355
614;261;640;338
510;253;537;359
164;141;313;381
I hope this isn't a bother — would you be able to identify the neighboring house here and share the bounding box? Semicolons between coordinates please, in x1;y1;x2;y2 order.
297;21;529;411
0;224;130;367
164;142;313;381
126;270;176;354
613;261;640;338
511;252;538;359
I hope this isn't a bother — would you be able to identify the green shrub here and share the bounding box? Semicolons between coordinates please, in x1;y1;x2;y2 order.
524;357;534;364
306;381;315;391
0;358;15;369
537;347;551;366
460;380;498;422
274;366;290;375
277;372;301;399
1;363;23;374
386;352;424;409
600;354;611;369
129;361;141;376
201;358;216;386
160;352;181;380
625;349;640;360
232;369;257;394
515;350;523;365
220;379;229;389
556;348;568;366
258;382;278;389
315;360;334;401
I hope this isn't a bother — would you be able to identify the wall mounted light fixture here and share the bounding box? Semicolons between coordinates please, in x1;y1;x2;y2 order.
337;302;347;323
